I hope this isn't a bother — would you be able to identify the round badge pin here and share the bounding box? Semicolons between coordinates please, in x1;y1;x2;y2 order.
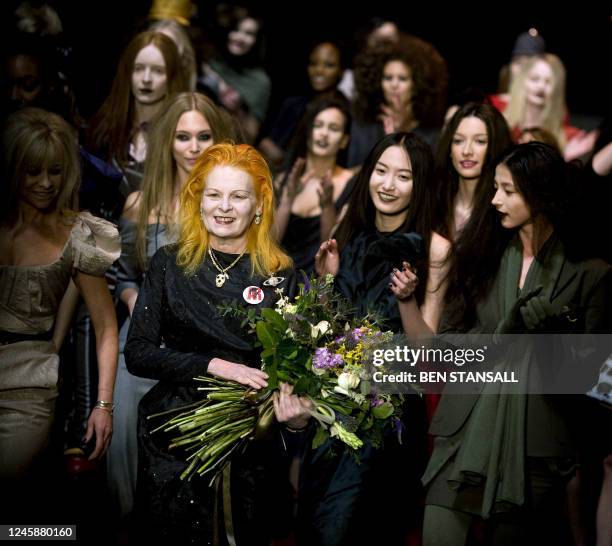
243;286;264;305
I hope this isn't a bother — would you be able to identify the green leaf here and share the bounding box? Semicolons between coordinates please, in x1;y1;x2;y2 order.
292;376;309;395
261;348;275;359
360;380;371;395
372;402;394;420
256;321;277;349
312;426;329;449
260;308;288;331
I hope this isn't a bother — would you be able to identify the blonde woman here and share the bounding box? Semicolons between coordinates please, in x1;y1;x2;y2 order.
107;92;235;520
0;108;119;516
493;53;594;160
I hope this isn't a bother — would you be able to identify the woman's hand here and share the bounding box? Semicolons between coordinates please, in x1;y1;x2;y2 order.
317;170;334;209
85;407;113;461
390;261;419;301
315;238;340;277
273;382;312;430
207;358;269;390
379;95;414;134
282;158;313;203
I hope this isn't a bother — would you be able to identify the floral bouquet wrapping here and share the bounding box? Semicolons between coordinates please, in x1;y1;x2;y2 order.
152;274;404;482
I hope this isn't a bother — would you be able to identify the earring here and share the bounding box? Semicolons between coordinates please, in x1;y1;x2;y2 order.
254;212;262;225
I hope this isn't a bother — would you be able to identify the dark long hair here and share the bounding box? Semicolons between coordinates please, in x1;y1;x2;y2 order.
334;132;435;304
434;101;512;239
280;93;352;179
444;142;580;329
213;4;265;68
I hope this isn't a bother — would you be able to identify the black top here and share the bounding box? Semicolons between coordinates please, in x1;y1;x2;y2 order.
125;244;297;544
281;174;356;274
335;229;424;332
296;229;428;545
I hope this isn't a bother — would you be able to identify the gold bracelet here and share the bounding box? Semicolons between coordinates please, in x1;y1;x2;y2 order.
94;400;115;412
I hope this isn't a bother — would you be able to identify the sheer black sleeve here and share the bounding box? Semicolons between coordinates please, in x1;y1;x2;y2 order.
124;248;211;383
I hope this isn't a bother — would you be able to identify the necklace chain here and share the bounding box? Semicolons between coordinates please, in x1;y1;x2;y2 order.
208;247;246;287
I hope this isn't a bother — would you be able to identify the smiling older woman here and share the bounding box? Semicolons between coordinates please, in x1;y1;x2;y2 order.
124;143;309;544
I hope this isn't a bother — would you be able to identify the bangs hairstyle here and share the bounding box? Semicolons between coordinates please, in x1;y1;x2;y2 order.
334;132;435;304
1;107;79;225
177;143;292;276
498;141;575;252
134;92;236;269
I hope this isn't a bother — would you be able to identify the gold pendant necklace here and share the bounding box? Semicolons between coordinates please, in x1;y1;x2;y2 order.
208;247;246;288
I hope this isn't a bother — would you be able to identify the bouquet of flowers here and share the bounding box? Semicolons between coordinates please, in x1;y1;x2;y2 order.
152;274;404;482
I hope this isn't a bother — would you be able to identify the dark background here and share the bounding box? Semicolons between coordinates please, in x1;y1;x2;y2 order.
4;1;611;126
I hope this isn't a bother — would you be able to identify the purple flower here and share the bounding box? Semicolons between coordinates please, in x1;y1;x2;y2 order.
370;397;384;407
313;348;344;369
301;271;311;293
351;328;365;341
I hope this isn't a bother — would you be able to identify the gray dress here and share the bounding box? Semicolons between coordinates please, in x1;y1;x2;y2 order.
106;219;175;518
0;212;119;479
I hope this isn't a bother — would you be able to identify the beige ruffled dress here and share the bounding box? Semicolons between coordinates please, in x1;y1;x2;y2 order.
0;212;120;479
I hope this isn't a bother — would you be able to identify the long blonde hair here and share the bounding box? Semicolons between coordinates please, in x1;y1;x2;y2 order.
1;107;79;225
134;92;235;268
504;53;567;147
177;143;292;276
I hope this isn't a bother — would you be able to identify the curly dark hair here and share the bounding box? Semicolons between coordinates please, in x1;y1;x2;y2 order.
353;33;448;128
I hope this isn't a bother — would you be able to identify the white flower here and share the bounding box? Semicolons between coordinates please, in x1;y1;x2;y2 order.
310;320;330;339
275;295;289;314
338;371;360;390
284;303;298;315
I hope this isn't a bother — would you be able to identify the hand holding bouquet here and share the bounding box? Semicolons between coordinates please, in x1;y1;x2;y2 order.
152;274;404;482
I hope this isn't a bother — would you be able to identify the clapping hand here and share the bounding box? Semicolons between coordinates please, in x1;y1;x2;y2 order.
379;95;409;134
317;169;334;209
315;238;340;277
389;261;419;301
283;158;314;203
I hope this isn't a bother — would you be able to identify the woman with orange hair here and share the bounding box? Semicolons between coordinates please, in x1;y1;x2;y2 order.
124;143;309;544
